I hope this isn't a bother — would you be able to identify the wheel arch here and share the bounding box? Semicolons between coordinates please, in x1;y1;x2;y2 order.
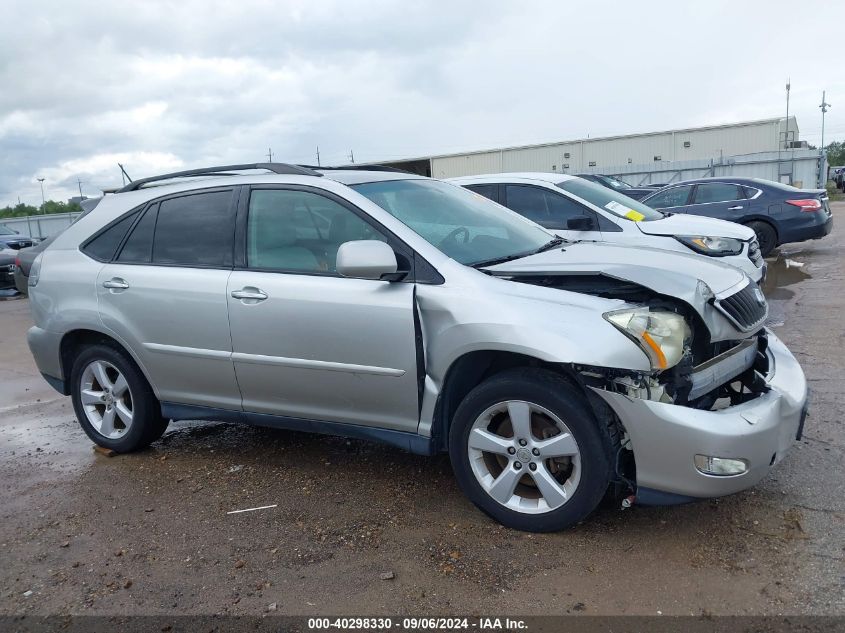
429;350;601;453
59;328;158;397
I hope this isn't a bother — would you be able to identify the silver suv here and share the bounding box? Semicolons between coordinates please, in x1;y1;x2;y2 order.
27;163;808;532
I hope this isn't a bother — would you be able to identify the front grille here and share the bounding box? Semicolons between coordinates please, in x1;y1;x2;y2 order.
4;240;33;250
1;264;14;273
747;239;763;267
715;283;768;332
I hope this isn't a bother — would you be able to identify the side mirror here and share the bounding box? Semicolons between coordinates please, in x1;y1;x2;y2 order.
336;240;399;281
566;215;596;231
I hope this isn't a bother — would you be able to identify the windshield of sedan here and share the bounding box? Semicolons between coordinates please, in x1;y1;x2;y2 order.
351;179;554;265
557;179;664;222
0;225;18;235
602;175;634;189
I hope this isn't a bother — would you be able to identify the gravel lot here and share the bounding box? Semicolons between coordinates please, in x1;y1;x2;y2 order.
1;203;843;616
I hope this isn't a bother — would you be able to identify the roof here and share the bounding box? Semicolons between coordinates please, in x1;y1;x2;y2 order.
448;172;576;185
318;169;427;186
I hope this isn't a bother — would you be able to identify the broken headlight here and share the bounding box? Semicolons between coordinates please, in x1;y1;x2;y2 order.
674;235;743;256
604;308;690;370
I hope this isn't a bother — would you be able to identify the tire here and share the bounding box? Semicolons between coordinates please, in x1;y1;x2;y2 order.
70;344;168;453
449;367;617;532
747;220;778;257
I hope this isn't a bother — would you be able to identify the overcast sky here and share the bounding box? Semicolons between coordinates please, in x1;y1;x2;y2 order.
2;0;843;206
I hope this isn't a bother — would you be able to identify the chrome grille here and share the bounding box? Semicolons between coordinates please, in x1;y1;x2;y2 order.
715;283;768;332
747;239;763;267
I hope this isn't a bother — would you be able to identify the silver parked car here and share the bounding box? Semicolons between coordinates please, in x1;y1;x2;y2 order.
26;163;808;532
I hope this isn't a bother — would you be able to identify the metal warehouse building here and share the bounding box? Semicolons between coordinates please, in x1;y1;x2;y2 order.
370;116;802;179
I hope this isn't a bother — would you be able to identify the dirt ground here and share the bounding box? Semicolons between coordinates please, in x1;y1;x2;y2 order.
1;204;843;617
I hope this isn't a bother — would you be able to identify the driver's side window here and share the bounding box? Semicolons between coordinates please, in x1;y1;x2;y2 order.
504;185;591;229
247;189;387;274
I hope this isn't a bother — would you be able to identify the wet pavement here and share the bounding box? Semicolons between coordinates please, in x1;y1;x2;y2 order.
1;204;843;616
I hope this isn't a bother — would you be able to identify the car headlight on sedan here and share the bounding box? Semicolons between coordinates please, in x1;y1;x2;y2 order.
675;235;743;256
604;308;690;370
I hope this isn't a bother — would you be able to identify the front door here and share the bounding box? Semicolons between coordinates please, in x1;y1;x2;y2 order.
226;186;420;431
503;184;604;241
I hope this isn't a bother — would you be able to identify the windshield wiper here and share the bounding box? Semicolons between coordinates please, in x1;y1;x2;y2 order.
472;237;565;269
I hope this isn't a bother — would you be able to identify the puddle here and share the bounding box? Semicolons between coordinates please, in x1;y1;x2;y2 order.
761;251;812;327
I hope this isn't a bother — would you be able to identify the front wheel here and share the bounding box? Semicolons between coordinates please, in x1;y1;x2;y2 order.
449;368;616;532
70;344;169;453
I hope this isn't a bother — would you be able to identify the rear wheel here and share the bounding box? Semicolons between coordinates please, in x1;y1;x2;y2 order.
747;220;777;257
449;368;616;532
70;344;168;452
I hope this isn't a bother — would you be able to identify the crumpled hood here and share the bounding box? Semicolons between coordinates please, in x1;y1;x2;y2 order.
637;214;755;240
484;242;751;341
485;242;746;296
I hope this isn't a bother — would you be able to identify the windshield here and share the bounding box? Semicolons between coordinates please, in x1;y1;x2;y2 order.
602;175;634;189
0;225;18;235
351;179;553;265
557;179;664;222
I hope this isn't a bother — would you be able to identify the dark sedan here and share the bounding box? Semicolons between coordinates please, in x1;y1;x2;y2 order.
641;177;833;256
574;173;660;200
0;224;38;250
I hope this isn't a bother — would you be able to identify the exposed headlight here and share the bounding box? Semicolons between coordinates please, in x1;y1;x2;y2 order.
675;235;743;256
604;308;690;370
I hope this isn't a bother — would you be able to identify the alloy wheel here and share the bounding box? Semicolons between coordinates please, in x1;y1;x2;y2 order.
467;400;581;514
79;360;134;439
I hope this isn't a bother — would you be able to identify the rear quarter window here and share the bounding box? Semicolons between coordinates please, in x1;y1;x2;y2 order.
81;211;140;261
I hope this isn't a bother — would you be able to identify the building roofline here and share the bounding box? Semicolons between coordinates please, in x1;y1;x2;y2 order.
359;116;798;166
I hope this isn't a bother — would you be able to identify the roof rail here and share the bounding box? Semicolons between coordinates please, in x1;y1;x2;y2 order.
116;163;322;193
299;164;410;174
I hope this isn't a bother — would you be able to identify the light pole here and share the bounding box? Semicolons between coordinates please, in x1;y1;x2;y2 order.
819;91;831;187
784;79;791;149
37;178;46;207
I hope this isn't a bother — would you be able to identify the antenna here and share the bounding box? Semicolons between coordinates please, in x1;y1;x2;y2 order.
316;145;321;167
348;150;355;164
77;177;83;198
266;147;274;162
118;163;133;184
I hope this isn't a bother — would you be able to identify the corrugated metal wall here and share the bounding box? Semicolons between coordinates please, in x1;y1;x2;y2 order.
429;118;798;178
1;212;80;239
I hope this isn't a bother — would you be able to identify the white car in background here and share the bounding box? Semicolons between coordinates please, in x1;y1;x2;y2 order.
449;173;765;283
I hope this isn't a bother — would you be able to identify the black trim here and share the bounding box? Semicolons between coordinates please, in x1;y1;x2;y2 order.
40;372;68;396
159;402;436;455
117;163;322;192
635;487;700;506
412;287;425;417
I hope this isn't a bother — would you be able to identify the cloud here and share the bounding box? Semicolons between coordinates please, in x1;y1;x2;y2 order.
1;0;843;206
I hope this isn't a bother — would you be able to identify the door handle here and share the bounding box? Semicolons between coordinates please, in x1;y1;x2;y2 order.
103;278;129;290
728;205;743;210
231;287;268;302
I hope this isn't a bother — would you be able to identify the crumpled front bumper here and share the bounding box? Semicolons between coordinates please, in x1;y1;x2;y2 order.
591;328;806;503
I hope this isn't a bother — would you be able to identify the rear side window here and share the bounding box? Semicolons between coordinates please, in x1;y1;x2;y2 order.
152;191;235;267
465;184;499;203
644;185;692;209
117;204;157;263
81;211;139;261
693;183;743;204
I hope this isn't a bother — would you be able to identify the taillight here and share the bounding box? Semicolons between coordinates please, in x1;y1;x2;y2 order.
785;198;822;212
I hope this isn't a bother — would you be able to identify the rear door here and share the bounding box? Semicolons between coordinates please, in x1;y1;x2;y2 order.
226;185;420;431
686;183;747;221
95;189;241;410
502;184;604;240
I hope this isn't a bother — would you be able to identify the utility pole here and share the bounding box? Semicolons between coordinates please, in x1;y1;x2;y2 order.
266;147;274;162
316;145;321;166
819;90;831;151
77;177;84;198
784;79;791;149
348;150;355;164
37;178;45;207
819;91;832;187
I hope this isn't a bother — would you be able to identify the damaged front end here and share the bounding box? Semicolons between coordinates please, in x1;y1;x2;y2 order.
502;272;806;505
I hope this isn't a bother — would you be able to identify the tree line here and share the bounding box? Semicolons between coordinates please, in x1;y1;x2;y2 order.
0;200;84;219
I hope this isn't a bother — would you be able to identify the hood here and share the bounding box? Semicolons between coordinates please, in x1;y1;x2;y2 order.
484;242;751;341
637;214;755;240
